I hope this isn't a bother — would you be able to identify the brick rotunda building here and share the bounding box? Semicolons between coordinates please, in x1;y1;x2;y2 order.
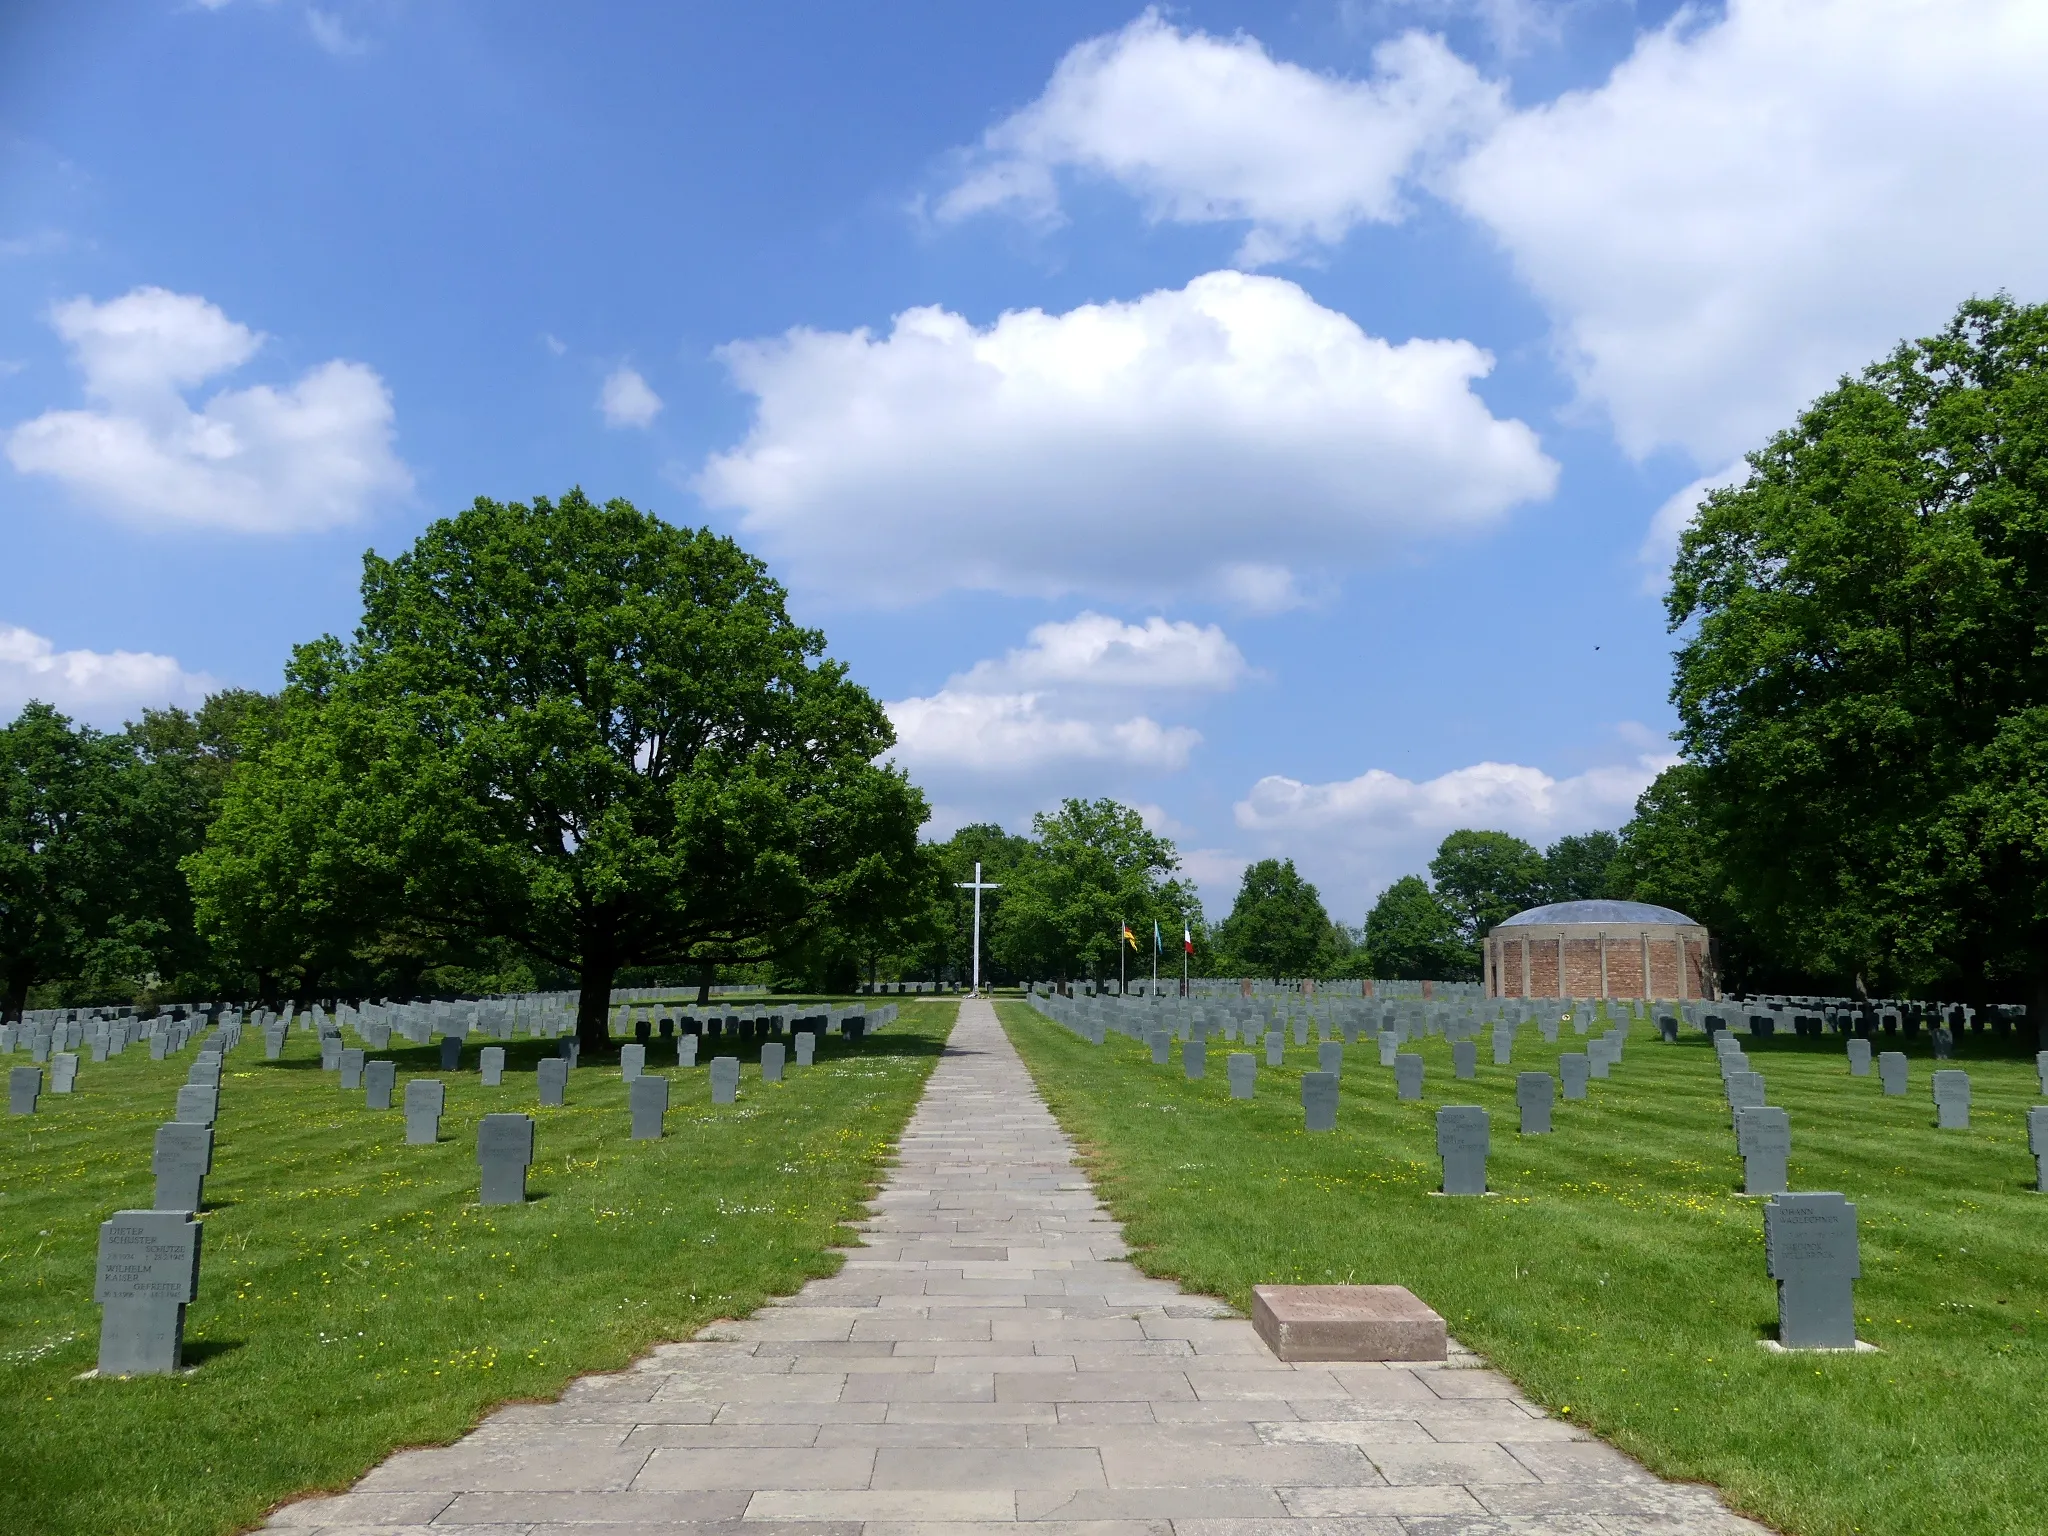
1484;899;1716;1001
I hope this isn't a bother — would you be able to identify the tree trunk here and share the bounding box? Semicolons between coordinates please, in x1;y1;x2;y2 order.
576;953;619;1057
0;967;29;1023
694;962;714;1007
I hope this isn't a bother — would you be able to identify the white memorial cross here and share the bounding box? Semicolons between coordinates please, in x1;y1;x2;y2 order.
955;861;1002;997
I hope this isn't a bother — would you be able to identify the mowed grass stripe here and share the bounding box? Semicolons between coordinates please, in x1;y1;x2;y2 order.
999;1001;2047;1536
0;1001;955;1536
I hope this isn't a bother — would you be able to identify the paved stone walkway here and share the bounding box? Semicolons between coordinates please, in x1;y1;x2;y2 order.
269;1001;1769;1536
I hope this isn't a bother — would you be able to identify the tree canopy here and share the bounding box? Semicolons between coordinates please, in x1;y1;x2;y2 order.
1361;874;1466;981
991;798;1193;985
1213;857;1330;980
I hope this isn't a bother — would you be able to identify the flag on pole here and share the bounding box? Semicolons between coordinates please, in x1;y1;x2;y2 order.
1152;919;1162;954
1122;922;1138;951
1183;922;1194;955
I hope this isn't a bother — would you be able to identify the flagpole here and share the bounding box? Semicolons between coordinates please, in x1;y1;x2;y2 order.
1118;915;1125;996
1151;921;1157;992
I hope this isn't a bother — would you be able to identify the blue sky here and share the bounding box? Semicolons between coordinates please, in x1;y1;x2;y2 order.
4;0;2044;920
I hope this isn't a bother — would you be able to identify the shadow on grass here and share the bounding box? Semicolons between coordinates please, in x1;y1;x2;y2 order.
180;1338;244;1367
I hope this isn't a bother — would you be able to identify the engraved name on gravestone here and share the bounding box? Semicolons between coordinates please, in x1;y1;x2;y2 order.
620;1043;646;1082
95;1210;202;1376
1726;1071;1766;1116
1149;1030;1171;1065
1395;1053;1424;1101
1317;1041;1343;1076
1932;1068;1970;1129
404;1079;445;1144
1764;1191;1860;1349
1559;1053;1590;1101
339;1048;365;1091
152;1122;213;1212
364;1059;396;1109
1877;1051;1908;1096
479;1046;504;1087
1437;1105;1488;1195
629;1074;669;1139
175;1084;217;1126
1737;1105;1791;1196
1301;1070;1337;1132
1452;1039;1477;1080
1227;1052;1255;1099
1847;1038;1872;1076
710;1056;740;1104
2028;1106;2048;1194
477;1113;534;1205
1184;1040;1206;1080
761;1041;786;1082
1516;1071;1554;1134
1265;1030;1284;1067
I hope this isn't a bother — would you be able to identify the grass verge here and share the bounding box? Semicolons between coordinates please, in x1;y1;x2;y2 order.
999;1000;2046;1536
0;1000;955;1536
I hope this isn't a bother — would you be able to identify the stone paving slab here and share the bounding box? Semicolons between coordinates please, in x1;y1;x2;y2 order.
262;1001;1772;1536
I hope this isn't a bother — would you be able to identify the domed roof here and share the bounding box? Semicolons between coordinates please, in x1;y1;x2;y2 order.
1497;899;1699;928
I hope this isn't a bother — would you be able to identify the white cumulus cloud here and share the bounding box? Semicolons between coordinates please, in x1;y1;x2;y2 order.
886;690;1199;775
957;612;1248;692
1234;751;1673;916
5;287;410;532
0;623;217;727
1449;0;2048;464
697;271;1555;606
936;8;1502;264
599;366;663;429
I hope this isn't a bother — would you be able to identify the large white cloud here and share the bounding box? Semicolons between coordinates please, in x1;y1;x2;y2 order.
956;612;1247;692
0;622;217;727
887;690;1199;775
1233;750;1672;916
6;287;411;532
1450;0;2048;464
936;8;1502;264
697;271;1555;605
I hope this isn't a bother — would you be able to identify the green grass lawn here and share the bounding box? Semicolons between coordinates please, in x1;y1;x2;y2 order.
0;1000;956;1536
1000;1001;2048;1536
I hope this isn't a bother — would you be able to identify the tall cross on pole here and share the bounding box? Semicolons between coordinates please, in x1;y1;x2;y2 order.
956;862;1001;997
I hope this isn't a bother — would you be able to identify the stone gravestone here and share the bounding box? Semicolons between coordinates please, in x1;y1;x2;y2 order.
1492;1026;1513;1067
1377;1030;1398;1067
175;1084;218;1126
1659;1014;1679;1044
339;1048;365;1091
762;1041;786;1082
149;1032;168;1061
480;1046;504;1087
680;1034;700;1069
320;1038;342;1071
264;1025;286;1060
1317;1041;1343;1076
1184;1040;1206;1080
95;1210;202;1376
621;1043;646;1082
629;1074;669;1139
2028;1106;2048;1194
477;1113;534;1205
537;1058;568;1106
1293;1016;1309;1047
1931;1068;1970;1129
50;1052;79;1094
792;1032;813;1069
1394;1053;1424;1101
1764;1191;1860;1349
1301;1070;1338;1132
1227;1053;1255;1099
365;1059;396;1110
1437;1105;1488;1195
1265;1030;1284;1067
1931;1026;1954;1060
1847;1038;1872;1076
1877;1051;1908;1096
710;1056;740;1104
152;1122;213;1212
1736;1105;1791;1196
1539;1017;1560;1044
1148;1030;1171;1065
1516;1071;1554;1134
1559;1053;1590;1101
2034;1050;2048;1096
439;1036;462;1071
1452;1039;1477;1080
404;1079;445;1144
1587;1038;1614;1080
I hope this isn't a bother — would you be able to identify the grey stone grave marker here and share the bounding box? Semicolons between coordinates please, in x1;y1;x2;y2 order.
710;1056;740;1104
1184;1040;1206;1080
264;1026;286;1060
1726;1070;1766;1115
1227;1053;1255;1099
50;1052;78;1094
1932;1068;1970;1129
2036;1050;2048;1096
1292;1016;1309;1047
1559;1053;1590;1100
1265;1030;1284;1067
152;1122;213;1212
1931;1026;1954;1060
630;1074;669;1139
1452;1039;1476;1080
1588;1038;1613;1080
1878;1051;1907;1096
537;1057;568;1106
95;1210;201;1376
477;1113;533;1205
1301;1070;1337;1131
439;1036;462;1071
480;1046;504;1086
2028;1106;2048;1194
404;1079;445;1144
365;1058;396;1109
1737;1105;1790;1196
762;1041;786;1082
1516;1071;1553;1134
1377;1030;1398;1067
175;1084;217;1126
1539;1017;1560;1044
1847;1038;1871;1076
1395;1052;1423;1101
1437;1105;1488;1195
1492;1026;1513;1067
792;1032;812;1068
148;1031;168;1061
1659;1014;1679;1044
1149;1030;1171;1065
1318;1041;1343;1076
339;1048;365;1090
621;1043;646;1082
1764;1191;1860;1349
319;1038;342;1071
